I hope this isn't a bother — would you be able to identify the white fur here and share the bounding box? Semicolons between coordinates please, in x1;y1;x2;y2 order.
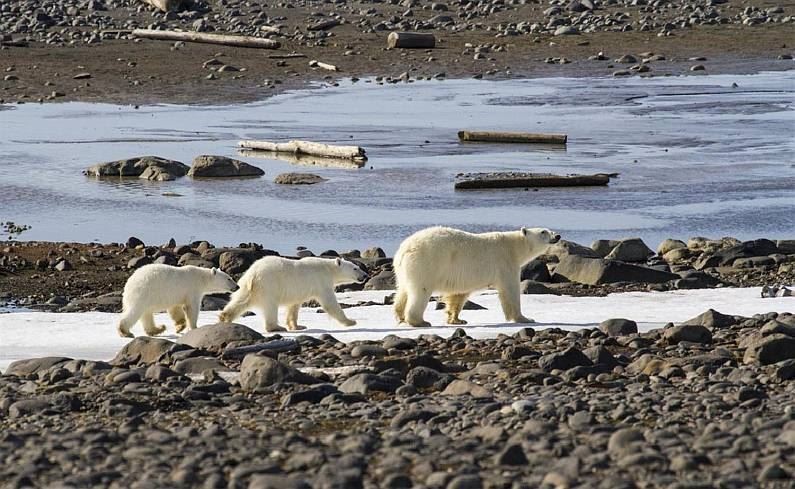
117;264;238;338
219;256;368;332
393;226;560;327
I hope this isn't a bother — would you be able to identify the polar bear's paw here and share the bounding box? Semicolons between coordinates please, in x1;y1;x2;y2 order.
288;325;307;331
515;316;535;324
265;324;287;333
144;324;167;337
447;318;468;325
117;325;134;338
341;318;357;327
409;320;432;328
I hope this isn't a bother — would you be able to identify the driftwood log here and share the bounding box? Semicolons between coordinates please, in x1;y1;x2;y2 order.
132;29;281;49
139;0;186;12
239;140;367;163
387;32;436;49
309;60;338;71
238;150;366;169
307;19;341;31
455;172;610;190
458;131;567;145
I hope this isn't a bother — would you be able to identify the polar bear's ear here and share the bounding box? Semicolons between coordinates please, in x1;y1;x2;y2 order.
335;257;342;266
521;227;529;236
211;267;217;275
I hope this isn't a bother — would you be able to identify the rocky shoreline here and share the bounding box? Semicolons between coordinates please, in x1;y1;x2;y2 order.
1;0;793;105
1;234;793;312
3;306;795;487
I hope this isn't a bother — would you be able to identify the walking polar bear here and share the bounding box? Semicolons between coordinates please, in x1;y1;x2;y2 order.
394;226;560;327
219;256;368;332
118;264;239;338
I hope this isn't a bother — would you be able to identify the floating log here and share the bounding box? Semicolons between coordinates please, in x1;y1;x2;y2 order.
309;60;338;71
132;29;281;49
238;150;366;169
454;172;610;190
139;0;186;12
387;32;436;49
458;131;567;145
239;140;367;162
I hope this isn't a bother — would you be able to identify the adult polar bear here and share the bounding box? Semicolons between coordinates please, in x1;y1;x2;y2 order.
394;226;560;327
219;256;368;332
118;265;239;338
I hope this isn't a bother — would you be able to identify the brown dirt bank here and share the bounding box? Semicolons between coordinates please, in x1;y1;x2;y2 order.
1;24;793;105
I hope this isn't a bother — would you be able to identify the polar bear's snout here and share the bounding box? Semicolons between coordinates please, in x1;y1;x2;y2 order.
550;233;561;244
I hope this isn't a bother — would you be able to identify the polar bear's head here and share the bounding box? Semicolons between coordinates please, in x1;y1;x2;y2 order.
333;258;369;284
208;268;240;293
521;227;561;246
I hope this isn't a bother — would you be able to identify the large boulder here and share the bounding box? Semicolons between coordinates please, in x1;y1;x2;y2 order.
364;269;395;290
777;240;795;254
84;156;189;180
680;309;737;329
521;259;551;282
218;248;269;275
4;357;72;377
240;355;318;391
599;318;638;337
663;324;712;344
188;155;264;178
592;239;620;257
441;379;492;398
743;334;795;365
657;239;687;256
177;323;263;350
700;239;780;268
112;337;182;365
553;255;679;285
605;238;654;262
545;240;601;260
538;347;592;371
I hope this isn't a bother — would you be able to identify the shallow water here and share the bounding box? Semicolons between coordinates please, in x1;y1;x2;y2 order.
1;72;793;253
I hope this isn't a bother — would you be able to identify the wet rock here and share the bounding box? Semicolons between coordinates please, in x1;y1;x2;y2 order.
84;156;189;179
173;356;231;375
240;355;318;391
188;155;264;178
274;173;327;185
177;322;263;350
350;344;387;358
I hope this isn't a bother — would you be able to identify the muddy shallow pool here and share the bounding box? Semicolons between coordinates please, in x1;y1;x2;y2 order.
1;71;793;252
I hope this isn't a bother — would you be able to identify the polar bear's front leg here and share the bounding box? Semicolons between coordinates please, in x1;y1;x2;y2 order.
317;291;356;327
286;304;307;331
141;312;167;336
497;279;534;324
443;293;469;325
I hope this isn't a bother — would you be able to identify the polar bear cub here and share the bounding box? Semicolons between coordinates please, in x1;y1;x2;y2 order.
394;226;560;327
218;256;368;332
117;264;239;338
